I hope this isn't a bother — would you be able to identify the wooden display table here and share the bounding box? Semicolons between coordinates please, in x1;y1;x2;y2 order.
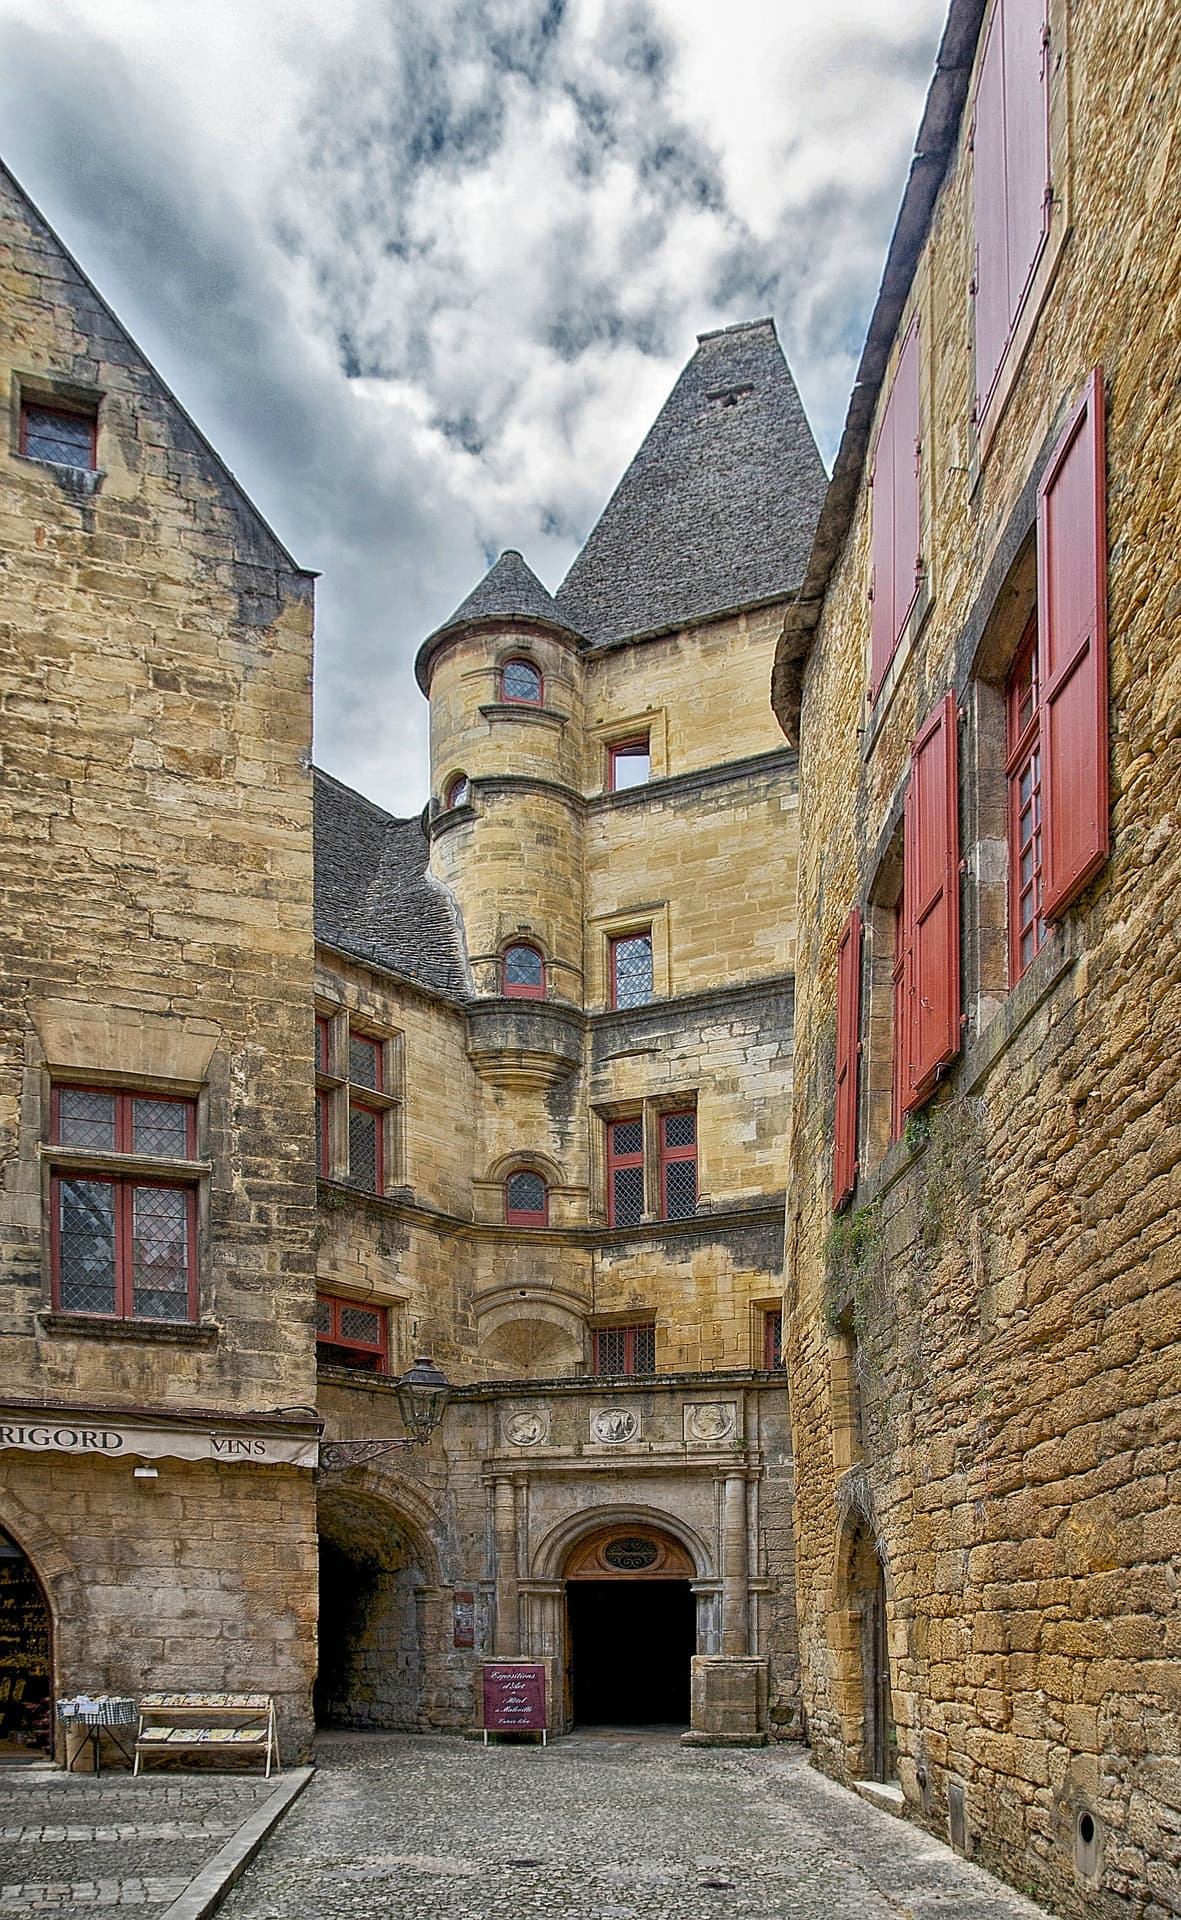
133;1692;279;1776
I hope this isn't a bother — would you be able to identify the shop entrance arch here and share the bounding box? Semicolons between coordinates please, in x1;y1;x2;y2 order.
0;1527;52;1759
315;1486;437;1731
564;1524;697;1728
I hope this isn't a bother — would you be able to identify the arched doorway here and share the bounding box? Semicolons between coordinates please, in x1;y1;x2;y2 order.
0;1528;52;1760
315;1490;431;1730
565;1525;696;1728
846;1524;895;1781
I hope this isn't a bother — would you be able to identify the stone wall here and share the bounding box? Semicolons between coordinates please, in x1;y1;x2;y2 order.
780;1;1181;1913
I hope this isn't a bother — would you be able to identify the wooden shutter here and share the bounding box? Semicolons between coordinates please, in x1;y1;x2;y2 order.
869;318;921;697
972;0;1050;424
869;404;896;697
890;319;922;649
1003;0;1051;320
832;908;862;1209
1037;367;1109;919
903;693;961;1110
972;1;1010;421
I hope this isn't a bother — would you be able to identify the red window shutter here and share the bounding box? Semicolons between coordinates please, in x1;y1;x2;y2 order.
1037;367;1109;919
890;319;922;652
973;0;1050;424
1002;0;1051;323
870;319;921;696
972;2;1009;421
869;399;896;697
832;908;862;1209
903;693;961;1110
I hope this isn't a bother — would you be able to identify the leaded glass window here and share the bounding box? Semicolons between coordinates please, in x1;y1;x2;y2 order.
502;658;542;704
610;933;653;1009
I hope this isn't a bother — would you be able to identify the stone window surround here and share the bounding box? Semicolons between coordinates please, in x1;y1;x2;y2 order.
594;1092;700;1229
8;370;103;476
315;1003;403;1196
41;1080;210;1335
586;902;670;1012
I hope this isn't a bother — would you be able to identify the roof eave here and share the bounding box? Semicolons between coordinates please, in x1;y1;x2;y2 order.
414;609;589;697
770;0;987;745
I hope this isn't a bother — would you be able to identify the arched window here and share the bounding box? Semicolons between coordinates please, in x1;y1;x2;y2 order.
505;1169;548;1226
444;773;469;809
503;943;545;999
501;657;543;705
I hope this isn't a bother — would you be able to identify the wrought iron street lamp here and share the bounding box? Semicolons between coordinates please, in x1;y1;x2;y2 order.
318;1356;451;1473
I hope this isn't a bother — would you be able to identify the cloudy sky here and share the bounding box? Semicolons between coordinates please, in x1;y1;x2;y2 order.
0;0;944;813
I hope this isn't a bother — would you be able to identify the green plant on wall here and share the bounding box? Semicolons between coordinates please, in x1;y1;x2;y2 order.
914;1097;984;1253
823;1198;888;1337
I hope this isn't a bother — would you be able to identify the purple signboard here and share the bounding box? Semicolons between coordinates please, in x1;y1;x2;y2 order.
482;1662;546;1733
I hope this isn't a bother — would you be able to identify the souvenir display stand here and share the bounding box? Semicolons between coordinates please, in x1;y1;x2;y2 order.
133;1692;279;1775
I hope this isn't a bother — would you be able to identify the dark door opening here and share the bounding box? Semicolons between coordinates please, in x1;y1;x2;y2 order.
0;1530;51;1761
567;1580;694;1726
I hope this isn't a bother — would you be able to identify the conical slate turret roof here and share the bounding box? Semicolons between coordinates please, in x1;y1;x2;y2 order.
556;317;827;647
415;549;585;691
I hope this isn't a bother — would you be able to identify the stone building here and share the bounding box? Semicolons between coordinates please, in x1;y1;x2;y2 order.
312;317;826;1740
0;161;321;1760
0;138;830;1759
771;0;1181;1912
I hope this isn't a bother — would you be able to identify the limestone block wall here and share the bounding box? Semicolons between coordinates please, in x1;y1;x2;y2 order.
0;1456;318;1758
0;165;318;1417
781;2;1181;1913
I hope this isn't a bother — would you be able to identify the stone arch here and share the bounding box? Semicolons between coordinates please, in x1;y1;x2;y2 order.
829;1508;895;1782
314;1473;446;1730
532;1503;715;1583
476;1296;583;1378
484;1147;567;1189
0;1497;70;1757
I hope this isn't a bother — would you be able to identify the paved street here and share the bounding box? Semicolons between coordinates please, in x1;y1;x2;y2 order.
220;1731;1056;1920
0;1767;278;1912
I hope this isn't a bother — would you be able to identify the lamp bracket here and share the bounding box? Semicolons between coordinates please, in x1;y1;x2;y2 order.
317;1436;424;1474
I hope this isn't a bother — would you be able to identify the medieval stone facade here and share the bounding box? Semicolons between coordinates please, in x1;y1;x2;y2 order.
772;0;1181;1913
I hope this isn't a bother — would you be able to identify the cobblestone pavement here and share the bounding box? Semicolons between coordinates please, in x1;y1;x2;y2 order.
0;1766;277;1912
220;1731;1057;1920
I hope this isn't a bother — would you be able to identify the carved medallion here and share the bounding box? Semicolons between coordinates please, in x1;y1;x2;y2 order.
591;1407;640;1444
684;1402;737;1443
503;1409;549;1448
603;1535;659;1570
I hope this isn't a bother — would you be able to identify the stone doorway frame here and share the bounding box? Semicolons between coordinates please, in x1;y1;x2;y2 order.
830;1515;896;1782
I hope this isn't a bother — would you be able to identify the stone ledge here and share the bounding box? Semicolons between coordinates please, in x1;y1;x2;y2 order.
38;1314;220;1348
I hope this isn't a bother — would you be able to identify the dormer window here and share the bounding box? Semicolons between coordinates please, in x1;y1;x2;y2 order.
501;658;543;705
503;943;545;999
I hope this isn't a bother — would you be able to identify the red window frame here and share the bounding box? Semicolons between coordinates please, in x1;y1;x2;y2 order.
659;1110;697;1221
609;931;653;1010
606;1116;645;1228
591;1323;656;1376
347;1098;384;1193
900;692;962;1116
501;657;544;705
502;943;546;999
763;1308;783;1372
505;1169;549;1227
315;1292;388;1373
315;1015;331;1074
1006;615;1045;982
891;891;909;1142
316;1089;332;1178
608;736;651;792
49;1088;198;1322
19;399;98;470
444;773;470;809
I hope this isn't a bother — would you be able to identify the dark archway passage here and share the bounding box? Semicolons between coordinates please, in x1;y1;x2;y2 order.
0;1529;52;1760
315;1495;428;1730
567;1580;695;1726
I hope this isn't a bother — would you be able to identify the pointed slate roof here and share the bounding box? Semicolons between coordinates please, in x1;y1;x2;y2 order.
313;770;467;996
415;549;585;691
556;318;827;648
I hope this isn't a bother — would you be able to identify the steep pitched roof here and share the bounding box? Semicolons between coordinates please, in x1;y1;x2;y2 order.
313;770;467;996
415;549;585;691
555;318;827;647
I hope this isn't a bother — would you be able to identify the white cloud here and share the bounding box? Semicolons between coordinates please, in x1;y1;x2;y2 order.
0;0;945;812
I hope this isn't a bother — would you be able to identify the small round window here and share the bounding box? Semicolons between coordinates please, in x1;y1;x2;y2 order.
503;944;545;998
506;1170;548;1224
445;774;469;809
501;658;543;705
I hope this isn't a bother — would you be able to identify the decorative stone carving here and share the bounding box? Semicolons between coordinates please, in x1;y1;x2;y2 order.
684;1402;737;1444
503;1408;549;1447
590;1407;640;1444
